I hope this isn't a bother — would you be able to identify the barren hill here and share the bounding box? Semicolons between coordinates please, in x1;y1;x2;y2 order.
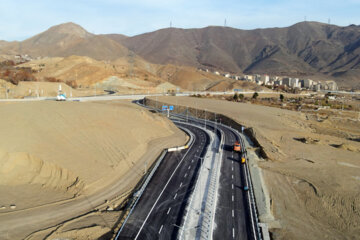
120;22;360;89
2;21;359;89
2;23;129;60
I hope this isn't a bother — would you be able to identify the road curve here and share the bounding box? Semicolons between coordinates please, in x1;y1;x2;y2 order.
117;122;211;240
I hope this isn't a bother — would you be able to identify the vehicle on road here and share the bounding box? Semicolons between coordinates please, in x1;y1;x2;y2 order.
56;84;67;101
241;157;246;164
233;141;241;152
56;93;66;101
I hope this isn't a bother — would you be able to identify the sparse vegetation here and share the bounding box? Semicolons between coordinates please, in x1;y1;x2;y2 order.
252;92;258;99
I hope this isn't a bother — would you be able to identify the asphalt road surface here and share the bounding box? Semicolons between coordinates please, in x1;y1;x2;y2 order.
117;122;210;240
176;116;253;240
213;124;251;240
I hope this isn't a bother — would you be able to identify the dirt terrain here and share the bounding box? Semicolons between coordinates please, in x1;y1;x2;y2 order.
10;55;261;97
152;96;360;240
0;100;187;239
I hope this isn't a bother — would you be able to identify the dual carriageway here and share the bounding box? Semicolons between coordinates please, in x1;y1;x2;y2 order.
116;101;262;240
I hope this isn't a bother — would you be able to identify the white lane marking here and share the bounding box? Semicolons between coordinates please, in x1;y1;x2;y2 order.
192;160;194;163
167;207;171;215
180;182;183;187
232;209;234;217
174;193;177;199
188;166;191;170
232;195;234;202
134;133;195;240
232;184;234;190
184;173;187;178
232;227;235;239
232;161;233;165
159;225;163;234
232;174;234;180
232;166;234;171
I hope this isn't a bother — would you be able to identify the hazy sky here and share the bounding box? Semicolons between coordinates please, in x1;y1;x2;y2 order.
0;0;359;40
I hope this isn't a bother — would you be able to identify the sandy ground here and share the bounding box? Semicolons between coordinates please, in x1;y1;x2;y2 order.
0;100;187;239
151;96;360;240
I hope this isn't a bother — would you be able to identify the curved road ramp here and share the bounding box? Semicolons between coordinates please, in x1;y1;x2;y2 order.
114;101;266;240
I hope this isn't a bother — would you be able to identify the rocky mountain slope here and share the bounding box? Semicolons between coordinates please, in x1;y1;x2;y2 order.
1;21;359;89
0;23;129;60
117;22;360;89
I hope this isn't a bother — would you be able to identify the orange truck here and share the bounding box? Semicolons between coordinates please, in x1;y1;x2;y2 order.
233;141;241;152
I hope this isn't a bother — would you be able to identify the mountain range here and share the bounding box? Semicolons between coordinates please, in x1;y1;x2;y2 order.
0;21;359;89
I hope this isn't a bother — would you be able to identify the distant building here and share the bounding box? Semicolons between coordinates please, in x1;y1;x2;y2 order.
214;71;220;75
301;79;313;89
225;73;231;78
260;75;270;85
313;82;321;91
325;81;338;91
244;75;253;82
253;74;261;82
282;77;291;87
274;80;282;86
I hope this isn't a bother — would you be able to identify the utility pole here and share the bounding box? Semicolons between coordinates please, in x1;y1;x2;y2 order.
195;102;198;118
156;95;158;110
204;109;207;129
214;113;217;133
186;106;189;122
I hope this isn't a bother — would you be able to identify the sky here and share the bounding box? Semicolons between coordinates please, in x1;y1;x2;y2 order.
0;0;359;41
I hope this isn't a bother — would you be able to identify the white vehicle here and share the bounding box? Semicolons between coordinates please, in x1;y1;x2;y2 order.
56;84;67;101
56;93;67;101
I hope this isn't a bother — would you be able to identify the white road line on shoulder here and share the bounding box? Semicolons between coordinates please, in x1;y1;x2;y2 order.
159;225;163;234
167;207;171;215
174;193;177;199
134;132;195;240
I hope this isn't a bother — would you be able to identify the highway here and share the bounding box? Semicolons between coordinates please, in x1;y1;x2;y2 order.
117;122;210;239
172;116;255;240
213;124;251;239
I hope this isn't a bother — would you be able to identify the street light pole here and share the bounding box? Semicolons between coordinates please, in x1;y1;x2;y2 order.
204;109;207;129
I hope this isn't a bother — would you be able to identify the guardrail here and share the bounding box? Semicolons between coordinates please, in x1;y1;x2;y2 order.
172;115;262;240
113;126;194;240
139;99;263;240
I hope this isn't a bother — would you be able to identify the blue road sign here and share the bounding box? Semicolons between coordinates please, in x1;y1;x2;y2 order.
169;106;174;111
162;105;168;111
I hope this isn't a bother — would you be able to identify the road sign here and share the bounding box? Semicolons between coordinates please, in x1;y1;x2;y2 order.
169;106;174;111
162;105;168;111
